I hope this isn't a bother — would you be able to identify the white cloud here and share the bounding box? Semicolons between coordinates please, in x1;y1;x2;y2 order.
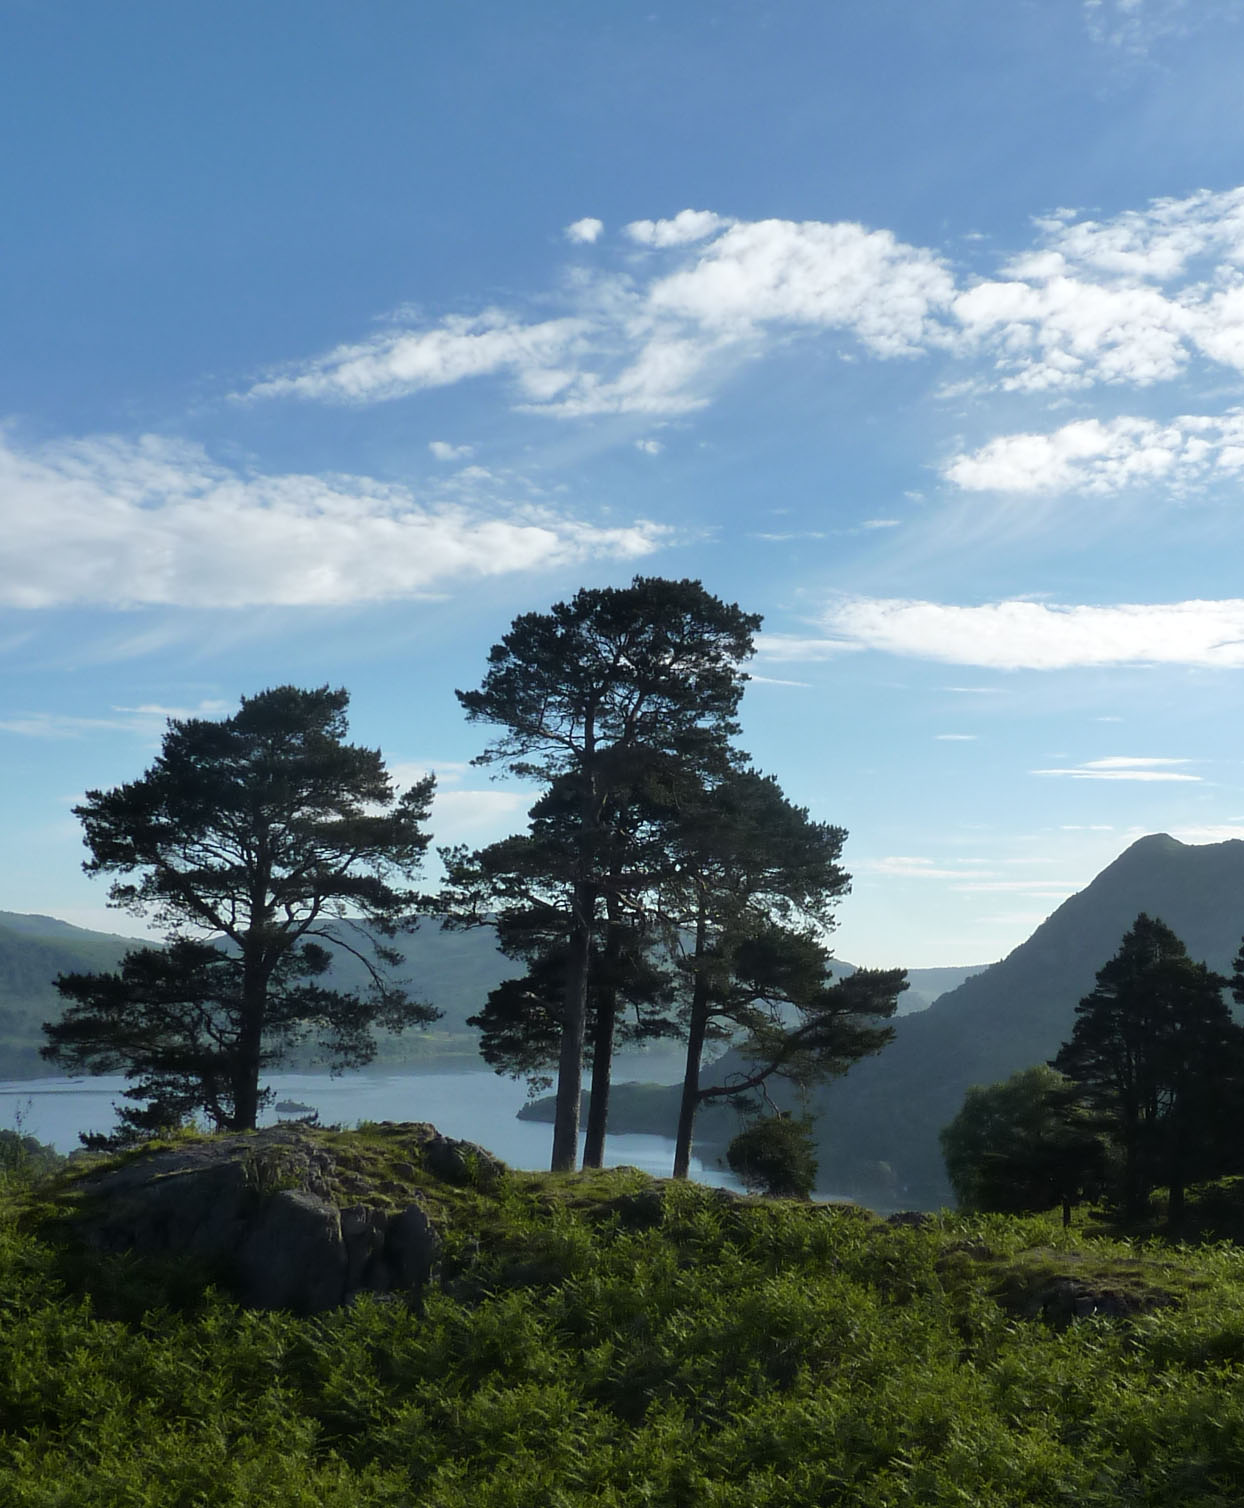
945;409;1244;495
1084;0;1217;53
1081;755;1191;768
634;438;664;455
430;789;531;846
245;312;589;405
859;518;900;530
802;596;1244;670
865;856;998;880
952;274;1192;391
1033;756;1200;782
1032;762;1201;782
565;217;604;244
755;633;863;662
624;210;729;247
647;218;955;354
1171;824;1244;843
0;699;229;741
428;440;474;461
0;432;668;610
239;186;1244;426
935;733;977;741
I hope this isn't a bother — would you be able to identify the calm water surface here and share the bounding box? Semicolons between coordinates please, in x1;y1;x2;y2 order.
0;1069;745;1190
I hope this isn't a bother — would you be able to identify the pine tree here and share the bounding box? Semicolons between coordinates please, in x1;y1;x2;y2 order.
456;577;759;1171
44;686;437;1138
1053;912;1242;1228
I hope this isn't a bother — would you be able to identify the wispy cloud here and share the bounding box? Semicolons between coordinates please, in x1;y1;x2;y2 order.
243;312;590;406
1171;823;1244;842
237;186;1244;429
1083;0;1225;53
1033;756;1201;782
0;699;229;741
0;432;668;610
786;596;1244;670
864;856;998;880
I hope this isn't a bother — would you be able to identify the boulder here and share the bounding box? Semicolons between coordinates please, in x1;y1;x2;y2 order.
62;1123;500;1313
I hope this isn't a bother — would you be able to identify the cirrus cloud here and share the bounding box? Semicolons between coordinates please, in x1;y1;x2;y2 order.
761;596;1244;670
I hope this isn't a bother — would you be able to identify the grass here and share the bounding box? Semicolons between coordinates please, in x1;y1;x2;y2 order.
5;1134;1244;1504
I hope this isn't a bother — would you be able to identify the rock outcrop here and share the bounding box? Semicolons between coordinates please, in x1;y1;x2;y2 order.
62;1122;504;1314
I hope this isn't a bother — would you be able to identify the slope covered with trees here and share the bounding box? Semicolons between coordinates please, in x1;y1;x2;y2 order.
810;834;1244;1206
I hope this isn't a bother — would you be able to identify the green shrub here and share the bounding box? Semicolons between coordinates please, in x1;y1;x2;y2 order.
726;1113;818;1199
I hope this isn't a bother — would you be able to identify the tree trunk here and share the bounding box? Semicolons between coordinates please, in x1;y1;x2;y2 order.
673;907;710;1180
582;988;616;1168
551;894;593;1172
233;948;267;1131
582;918;623;1168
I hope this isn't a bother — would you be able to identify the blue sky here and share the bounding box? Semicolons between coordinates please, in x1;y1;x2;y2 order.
5;0;1244;967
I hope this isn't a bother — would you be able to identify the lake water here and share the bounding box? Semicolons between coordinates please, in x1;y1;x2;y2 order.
0;1069;745;1191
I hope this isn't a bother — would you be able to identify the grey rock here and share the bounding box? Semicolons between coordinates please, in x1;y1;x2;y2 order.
61;1123;492;1314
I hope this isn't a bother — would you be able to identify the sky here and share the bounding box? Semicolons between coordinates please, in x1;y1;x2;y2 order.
4;0;1244;968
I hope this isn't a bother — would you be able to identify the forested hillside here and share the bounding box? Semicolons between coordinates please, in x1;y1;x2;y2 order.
0;914;132;1077
0;913;514;1078
810;834;1244;1206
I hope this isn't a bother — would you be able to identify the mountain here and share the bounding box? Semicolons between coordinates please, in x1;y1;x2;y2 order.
581;834;1244;1206
0;912;516;1078
0;913;134;1076
804;833;1244;1208
895;964;983;1015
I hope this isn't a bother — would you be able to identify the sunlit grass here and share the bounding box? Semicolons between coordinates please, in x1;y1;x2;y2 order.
4;1139;1244;1504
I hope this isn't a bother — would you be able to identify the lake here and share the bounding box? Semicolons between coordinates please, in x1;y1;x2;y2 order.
0;1068;746;1190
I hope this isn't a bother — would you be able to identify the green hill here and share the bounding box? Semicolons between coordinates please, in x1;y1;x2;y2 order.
0;913;134;1077
7;1132;1244;1505
0;912;517;1078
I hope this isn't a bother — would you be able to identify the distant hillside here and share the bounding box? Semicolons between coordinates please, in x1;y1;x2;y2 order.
895;964;982;1015
806;833;1244;1207
0;914;134;1076
0;912;517;1078
590;835;1244;1205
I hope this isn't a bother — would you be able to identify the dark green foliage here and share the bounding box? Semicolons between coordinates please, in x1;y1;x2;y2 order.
1052;913;1244;1230
42;687;438;1138
456;577;761;1170
0;1129;62;1180
650;767;902;1178
10;1147;1244;1504
726;1112;819;1198
941;1065;1107;1223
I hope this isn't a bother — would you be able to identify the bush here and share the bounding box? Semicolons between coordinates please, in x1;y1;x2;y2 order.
726;1113;818;1198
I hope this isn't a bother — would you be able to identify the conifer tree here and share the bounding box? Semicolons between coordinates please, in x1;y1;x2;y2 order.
44;686;437;1138
1053;912;1242;1228
456;577;759;1171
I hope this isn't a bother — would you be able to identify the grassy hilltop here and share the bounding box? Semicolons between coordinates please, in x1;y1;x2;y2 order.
5;1127;1244;1506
